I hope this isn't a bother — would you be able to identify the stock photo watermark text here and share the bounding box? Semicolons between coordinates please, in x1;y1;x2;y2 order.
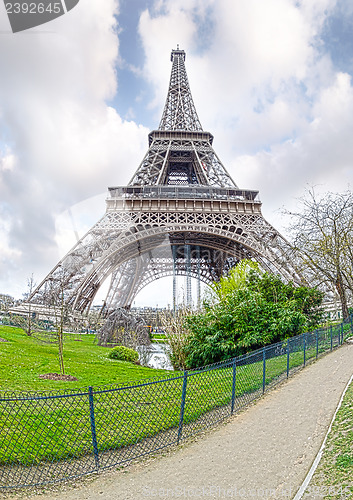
142;485;293;498
3;0;79;32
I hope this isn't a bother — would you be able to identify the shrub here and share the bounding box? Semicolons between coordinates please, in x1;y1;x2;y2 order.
184;268;324;369
108;345;139;363
160;307;191;371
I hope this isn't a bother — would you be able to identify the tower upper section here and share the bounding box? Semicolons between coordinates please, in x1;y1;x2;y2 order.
128;48;237;188
158;48;203;132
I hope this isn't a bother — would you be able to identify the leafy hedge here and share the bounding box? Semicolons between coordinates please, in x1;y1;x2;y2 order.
108;345;139;363
184;267;324;369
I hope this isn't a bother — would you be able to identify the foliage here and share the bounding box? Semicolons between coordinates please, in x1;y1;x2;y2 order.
184;265;324;369
287;189;353;319
108;345;139;363
246;271;324;330
210;259;261;302
5;314;43;332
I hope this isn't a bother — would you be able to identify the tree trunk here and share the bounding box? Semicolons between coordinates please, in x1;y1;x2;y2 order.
58;326;65;375
335;275;349;320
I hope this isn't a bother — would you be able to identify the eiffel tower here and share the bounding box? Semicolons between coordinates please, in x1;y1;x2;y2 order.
27;47;301;316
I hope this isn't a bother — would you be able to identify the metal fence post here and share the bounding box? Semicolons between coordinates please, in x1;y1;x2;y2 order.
88;386;99;471
262;348;266;394
286;342;290;378
337;324;340;346
316;330;319;360
330;325;333;351
340;323;344;345
350;314;353;334
231;359;236;414
177;371;188;445
303;333;306;367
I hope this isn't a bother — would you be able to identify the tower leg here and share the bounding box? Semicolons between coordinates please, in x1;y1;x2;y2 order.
197;245;201;309
173;245;177;311
186;245;192;308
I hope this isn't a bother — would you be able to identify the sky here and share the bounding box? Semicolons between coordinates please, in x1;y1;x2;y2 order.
1;0;353;306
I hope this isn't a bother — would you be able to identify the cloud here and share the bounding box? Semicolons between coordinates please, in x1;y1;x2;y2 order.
137;0;353;224
137;2;200;122
0;0;148;296
2;0;353;303
233;71;353;232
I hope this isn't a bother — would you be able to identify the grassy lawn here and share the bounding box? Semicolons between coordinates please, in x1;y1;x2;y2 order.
305;378;353;499
151;333;167;343
0;325;172;392
0;322;348;487
0;323;346;393
0;325;315;471
1;355;296;468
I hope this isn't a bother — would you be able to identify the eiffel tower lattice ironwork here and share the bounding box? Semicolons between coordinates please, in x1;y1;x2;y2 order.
27;48;301;315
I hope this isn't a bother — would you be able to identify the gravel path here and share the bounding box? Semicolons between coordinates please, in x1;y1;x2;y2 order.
16;343;353;500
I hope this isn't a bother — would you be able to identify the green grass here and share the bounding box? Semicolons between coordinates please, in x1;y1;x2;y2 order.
151;333;167;343
0;322;347;485
305;379;353;499
0;325;172;392
0;327;310;470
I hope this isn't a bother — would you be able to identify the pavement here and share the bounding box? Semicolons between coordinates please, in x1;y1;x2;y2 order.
12;343;353;500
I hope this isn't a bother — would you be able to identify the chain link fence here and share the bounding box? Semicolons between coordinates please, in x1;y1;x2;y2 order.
1;317;352;489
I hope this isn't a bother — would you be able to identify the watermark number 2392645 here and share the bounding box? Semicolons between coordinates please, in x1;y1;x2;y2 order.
3;0;80;33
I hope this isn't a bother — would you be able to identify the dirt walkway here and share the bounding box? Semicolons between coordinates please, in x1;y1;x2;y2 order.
17;344;353;500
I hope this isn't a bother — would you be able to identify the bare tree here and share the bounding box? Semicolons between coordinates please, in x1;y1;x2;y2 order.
52;289;67;375
97;308;150;349
0;293;15;312
32;283;75;376
20;274;37;336
287;189;353;319
9;275;44;336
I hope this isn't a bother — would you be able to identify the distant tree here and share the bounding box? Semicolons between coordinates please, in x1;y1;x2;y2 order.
287;189;353;319
9;314;42;332
21;274;36;336
87;307;104;333
0;294;15;312
9;275;44;336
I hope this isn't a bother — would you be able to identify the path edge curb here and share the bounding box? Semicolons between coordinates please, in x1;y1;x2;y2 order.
293;362;353;499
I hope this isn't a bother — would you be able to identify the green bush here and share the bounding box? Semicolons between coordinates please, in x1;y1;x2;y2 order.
184;267;324;369
108;345;139;363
